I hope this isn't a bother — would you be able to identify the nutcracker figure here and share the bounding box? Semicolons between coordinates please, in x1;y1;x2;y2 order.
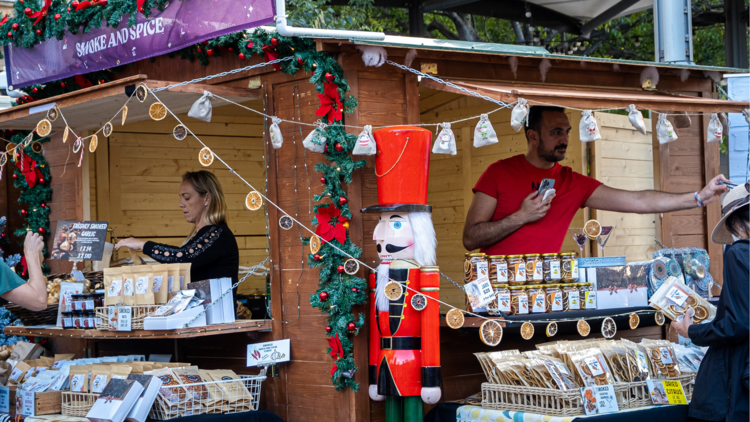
361;126;441;422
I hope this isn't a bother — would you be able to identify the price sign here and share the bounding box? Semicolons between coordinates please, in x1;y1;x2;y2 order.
581;385;619;415
247;339;291;366
0;386;8;413
50;220;109;261
108;306;132;331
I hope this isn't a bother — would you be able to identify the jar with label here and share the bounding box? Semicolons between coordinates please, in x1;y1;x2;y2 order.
509;286;529;315
62;312;74;329
561;252;579;282
81;312;94;329
494;284;511;315
463;253;470;282
465;253;489;284
488;255;508;284
70;294;84;311
542;253;562;283
80;294;96;311
562;283;580;311
545;284;564;313
525;254;544;283
582;282;597;310
72;312;84;329
507;255;526;286
527;285;546;314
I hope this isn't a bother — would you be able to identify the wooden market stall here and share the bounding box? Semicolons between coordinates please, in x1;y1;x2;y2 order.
0;35;746;422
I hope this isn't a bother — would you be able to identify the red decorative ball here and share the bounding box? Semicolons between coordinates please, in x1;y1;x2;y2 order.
319;291;329;302
99;80;105;84
60;82;65;88
247;41;253;49
347;322;356;331
351;287;358;293
32;88;38;93
138;7;143;12
38;227;45;234
1;234;5;238
67;7;71;11
20;210;27;216
339;197;348;206
337;265;345;274
11;173;17;179
297;57;303;65
325;326;332;334
99;0;107;6
238;53;246;60
271;37;278;46
6;32;12;38
41;203;46;208
54;13;61;20
320;177;326;184
314;253;321;261
206;49;213;56
12;23;18;30
197;47;201;53
335;143;343;152
72;1;79;6
227;47;233;51
24;7;32;15
35;29;41;36
325;73;335;82
38;178;45;184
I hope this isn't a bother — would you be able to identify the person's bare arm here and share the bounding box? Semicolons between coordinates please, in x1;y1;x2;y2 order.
1;232;47;311
463;191;555;251
585;174;731;213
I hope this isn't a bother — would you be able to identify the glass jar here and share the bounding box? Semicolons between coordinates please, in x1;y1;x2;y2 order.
81;311;94;329
488;255;508;284
494;284;511;314
545;284;564;313
507;255;526;286
527;285;546;314
560;252;579;282
542;253;562;283
464;253;488;284
62;312;74;329
562;283;580;311
582;282;597;310
80;294;95;312
509;286;529;315
72;311;83;329
463;253;470;283
71;294;84;311
525;254;543;283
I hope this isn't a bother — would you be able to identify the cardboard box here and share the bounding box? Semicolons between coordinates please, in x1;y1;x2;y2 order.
143;305;206;330
15;390;62;416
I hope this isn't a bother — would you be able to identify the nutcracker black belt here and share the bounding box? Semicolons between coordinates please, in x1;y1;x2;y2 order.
381;336;421;350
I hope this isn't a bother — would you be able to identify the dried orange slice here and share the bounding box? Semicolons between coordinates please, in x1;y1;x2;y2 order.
73;138;83;153
23;133;33;147
102;122;113;137
198;147;214;167
135;83;148;102
601;317;617;339
31;142;43;154
309;235;322;254
480;320;503;346
89;134;98;153
173;124;188;140
546;321;558;337
384;281;403;301
654;311;665;326
628;313;640;329
63;126;70;143
279;215;293;230
46;107;59;122
0;153;7;167
520;321;534;340
343;258;359;275
36;119;52;137
693;305;708;321
5;143;14;153
584;219;602;239
446;308;464;329
121;105;128;125
411;293;427;311
149;102;168;121
245;191;263;211
577;319;590;337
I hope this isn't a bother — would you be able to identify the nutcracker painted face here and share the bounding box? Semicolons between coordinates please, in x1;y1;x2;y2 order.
374;212;415;261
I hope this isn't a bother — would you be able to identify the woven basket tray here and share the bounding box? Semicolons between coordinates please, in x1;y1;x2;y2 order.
62;392;98;417
5;303;59;326
95;305;160;330
619;373;695;409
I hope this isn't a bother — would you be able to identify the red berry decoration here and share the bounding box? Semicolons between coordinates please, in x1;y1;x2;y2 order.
351;288;358;293
347;322;356;331
325;72;335;82
12;23;18;30
35;29;41;36
337;265;345;274
325;326;332;334
6;32;11;38
297;57;303;65
247;41;253;49
60;82;65;88
72;1;79;6
206;49;213;56
38;178;45;184
24;7;32;15
38;227;45;234
319;291;329;302
67;7;71;11
41;203;46;208
228;47;233;51
238;53;246;60
197;47;201;53
54;13;61;20
320;177;326;184
32;88;38;93
335;143;343;152
271;37;278;46
11;173;17;179
324;145;328;153
339;197;348;206
99;0;107;5
20;209;27;216
314;253;321;261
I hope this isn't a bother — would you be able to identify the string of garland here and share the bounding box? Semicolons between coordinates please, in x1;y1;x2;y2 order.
13;71;113;106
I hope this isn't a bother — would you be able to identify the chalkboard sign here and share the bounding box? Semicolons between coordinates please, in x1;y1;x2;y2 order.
50;220;109;261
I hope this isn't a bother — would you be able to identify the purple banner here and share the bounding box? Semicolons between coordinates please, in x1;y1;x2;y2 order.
5;0;275;88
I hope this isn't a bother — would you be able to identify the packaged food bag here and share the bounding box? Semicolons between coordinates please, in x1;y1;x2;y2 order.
269;117;283;149
90;365;110;394
473;114;498;148
432;123;456;155
627;104;647;135
152;264;170;304
656;114;678;144
302;122;328;153
510;98;529;132
104;268;124;306
120;266;136;306
706;113;723;142
579;110;601;142
178;263;191;290
352;125;376;155
69;365;90;393
133;266;155;305
167;263;181;293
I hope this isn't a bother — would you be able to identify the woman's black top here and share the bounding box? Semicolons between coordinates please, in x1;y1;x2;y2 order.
688;239;748;422
143;223;239;285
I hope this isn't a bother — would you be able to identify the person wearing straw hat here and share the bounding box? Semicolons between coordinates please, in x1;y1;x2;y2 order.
671;182;749;422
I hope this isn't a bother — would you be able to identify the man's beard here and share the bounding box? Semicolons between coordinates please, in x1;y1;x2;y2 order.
537;142;566;162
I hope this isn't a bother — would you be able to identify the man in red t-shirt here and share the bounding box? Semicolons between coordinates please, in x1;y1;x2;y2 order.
463;106;731;255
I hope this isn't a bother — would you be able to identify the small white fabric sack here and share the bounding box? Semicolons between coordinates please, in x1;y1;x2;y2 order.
510;98;529;132
626;104;647;135
269;117;283;149
706;113;723;143
352;125;377;155
432;123;457;155
473;114;498;148
656;114;678;144
579;110;601;142
187;91;214;122
303;122;328;153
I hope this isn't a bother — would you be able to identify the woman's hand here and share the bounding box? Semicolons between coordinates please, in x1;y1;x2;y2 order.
115;237;146;251
23;231;44;258
670;308;694;338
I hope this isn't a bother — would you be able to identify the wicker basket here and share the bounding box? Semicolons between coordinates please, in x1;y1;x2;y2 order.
95;306;160;330
62;392;98;417
4;303;59;326
619;373;695;409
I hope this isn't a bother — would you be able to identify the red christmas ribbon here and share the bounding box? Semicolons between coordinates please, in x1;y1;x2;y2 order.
327;333;343;376
0;15;8;27
16;155;42;188
315;81;342;123
261;45;280;71
28;0;52;25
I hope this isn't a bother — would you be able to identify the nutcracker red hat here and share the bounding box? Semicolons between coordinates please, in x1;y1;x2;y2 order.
361;126;432;213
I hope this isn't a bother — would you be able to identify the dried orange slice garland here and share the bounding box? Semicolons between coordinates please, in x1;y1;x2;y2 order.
309;235;322;254
198;147;214;167
343;258;359;275
545;321;558;337
89;135;98;153
36;119;52;137
446;308;464;329
520;322;534;340
135;84;148;102
63;126;70;143
102;122;113;137
121;106;128;125
601;317;617;338
47;107;59;122
384;281;403;301
628;313;640;329
173;124;188;140
244;191;262;211
654;311;665;326
480;320;503;346
584;219;602;239
149;102;168;121
577;319;591;336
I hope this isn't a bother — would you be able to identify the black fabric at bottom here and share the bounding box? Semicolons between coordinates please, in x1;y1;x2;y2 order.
425;403;690;422
147;410;284;422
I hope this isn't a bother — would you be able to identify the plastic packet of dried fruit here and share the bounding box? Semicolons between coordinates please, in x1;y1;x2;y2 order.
569;348;616;387
640;339;681;379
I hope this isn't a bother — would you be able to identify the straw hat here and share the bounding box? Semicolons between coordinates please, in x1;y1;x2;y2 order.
711;182;750;244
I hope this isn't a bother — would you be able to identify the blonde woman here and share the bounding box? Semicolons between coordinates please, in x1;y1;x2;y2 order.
115;171;240;284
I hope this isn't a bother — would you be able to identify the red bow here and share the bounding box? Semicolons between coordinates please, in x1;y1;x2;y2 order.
0;15;8;27
315;81;342;123
29;0;52;25
262;45;280;71
19;256;27;277
16;155;42;188
137;0;146;13
315;205;349;245
73;75;93;89
327;333;343;376
74;1;91;12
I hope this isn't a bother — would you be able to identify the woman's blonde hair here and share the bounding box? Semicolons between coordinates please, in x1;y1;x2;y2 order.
183;170;228;227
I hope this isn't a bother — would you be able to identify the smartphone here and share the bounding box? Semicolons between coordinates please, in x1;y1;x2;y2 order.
537;178;555;197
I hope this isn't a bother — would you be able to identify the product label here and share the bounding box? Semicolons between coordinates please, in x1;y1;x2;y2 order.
585;291;597;309
9;368;22;382
659;347;674;364
70;374;86;392
518;295;529;314
109;279;122;297
532;293;545;313
497;292;511;312
84;300;95;310
515;264;526;281
72;300;83;311
571;260;579;278
666;285;689;307
584;356;605;377
569;291;580;310
18;390;36;416
153;275;163;293
662;380;688;405
533;262;543;280
168;276;174;292
476;262;489;279
550;260;561;279
551;291;563;311
179;275;185;289
135;276;149;294
63;316;72;327
580;385;619;415
0;386;9;413
496;263;508;282
123;278;134;296
475;276;495;308
91;375;108;394
634;350;649;372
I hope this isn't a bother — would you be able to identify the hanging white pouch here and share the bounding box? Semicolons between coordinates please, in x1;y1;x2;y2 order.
352;125;377;155
579;110;601;142
473;114;498;148
626;104;647;135
187;91;214;123
706;113;723;143
269;117;283;149
432;123;457;155
510;98;529;132
303;121;328;153
656;114;678;144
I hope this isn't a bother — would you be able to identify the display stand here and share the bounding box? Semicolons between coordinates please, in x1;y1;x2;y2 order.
4;320;271;339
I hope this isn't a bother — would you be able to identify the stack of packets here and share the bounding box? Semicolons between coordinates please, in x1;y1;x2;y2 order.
104;264;191;306
152;290;204;318
649;276;717;323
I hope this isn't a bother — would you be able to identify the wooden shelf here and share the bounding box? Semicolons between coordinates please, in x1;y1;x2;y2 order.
4;319;271;339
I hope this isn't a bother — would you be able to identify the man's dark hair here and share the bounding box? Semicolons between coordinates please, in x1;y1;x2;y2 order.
524;106;565;141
